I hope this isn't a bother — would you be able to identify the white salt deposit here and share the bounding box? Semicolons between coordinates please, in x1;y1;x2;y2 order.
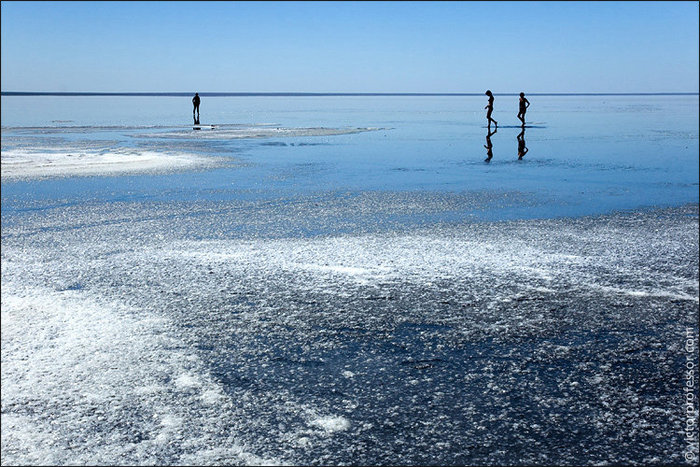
140;126;384;140
309;415;350;433
0;148;217;179
0;285;280;465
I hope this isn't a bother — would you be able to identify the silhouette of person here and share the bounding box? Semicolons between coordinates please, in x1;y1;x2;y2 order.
485;90;498;128
517;127;528;160
192;92;201;124
517;92;530;127
484;127;497;163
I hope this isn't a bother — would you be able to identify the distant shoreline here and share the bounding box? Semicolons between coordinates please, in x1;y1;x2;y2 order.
2;92;698;97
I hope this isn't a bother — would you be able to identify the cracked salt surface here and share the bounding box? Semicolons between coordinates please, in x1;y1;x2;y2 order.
1;197;698;465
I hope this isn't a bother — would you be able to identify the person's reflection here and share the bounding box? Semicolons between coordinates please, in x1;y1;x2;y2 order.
484;127;496;163
517;127;528;160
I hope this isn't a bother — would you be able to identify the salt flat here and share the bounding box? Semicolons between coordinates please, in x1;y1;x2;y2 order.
2;195;697;465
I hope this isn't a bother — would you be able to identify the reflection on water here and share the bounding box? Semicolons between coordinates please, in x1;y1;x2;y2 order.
517;127;528;160
484;127;496;163
482;126;529;163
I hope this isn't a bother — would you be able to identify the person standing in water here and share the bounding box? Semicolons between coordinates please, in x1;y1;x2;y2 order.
485;90;497;128
192;92;201;124
517;92;530;127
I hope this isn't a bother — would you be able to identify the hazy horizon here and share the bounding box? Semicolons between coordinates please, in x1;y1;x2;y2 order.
3;91;698;96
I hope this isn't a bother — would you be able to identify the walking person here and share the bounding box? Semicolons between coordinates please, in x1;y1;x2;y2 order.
192;92;201;124
485;90;498;128
517;92;530;127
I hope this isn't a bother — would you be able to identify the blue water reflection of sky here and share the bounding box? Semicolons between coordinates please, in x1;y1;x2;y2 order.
1;95;698;222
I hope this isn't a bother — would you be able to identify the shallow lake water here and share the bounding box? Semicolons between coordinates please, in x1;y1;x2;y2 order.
2;95;698;221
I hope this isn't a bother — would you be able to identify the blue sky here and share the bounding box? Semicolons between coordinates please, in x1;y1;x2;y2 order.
1;1;698;93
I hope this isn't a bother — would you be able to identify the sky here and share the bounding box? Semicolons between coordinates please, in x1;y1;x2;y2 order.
1;1;698;93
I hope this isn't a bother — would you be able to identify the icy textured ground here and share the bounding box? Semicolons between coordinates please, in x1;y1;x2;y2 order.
2;196;698;465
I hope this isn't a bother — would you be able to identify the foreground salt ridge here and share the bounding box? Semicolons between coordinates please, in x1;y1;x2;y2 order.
1;204;698;465
161;221;698;302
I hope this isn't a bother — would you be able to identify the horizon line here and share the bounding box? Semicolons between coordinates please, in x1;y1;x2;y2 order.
2;91;699;97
